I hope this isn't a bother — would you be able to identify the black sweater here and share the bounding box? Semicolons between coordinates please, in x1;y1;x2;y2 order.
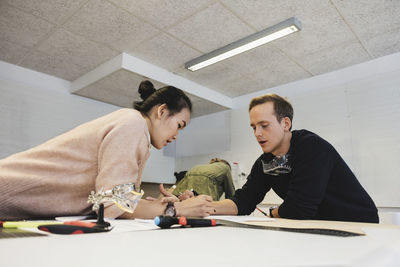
231;130;379;223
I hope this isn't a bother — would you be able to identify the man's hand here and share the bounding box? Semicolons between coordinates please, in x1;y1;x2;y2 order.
178;190;195;201
145;184;179;203
175;195;214;217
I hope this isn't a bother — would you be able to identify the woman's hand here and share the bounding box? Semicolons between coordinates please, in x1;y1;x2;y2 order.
174;195;214;217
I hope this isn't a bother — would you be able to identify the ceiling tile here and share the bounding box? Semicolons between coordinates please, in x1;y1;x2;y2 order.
74;69;228;118
215;75;266;97
1;0;399;116
19;51;86;81
75;70;169;107
130;33;202;71
175;62;241;92
75;69;146;107
365;29;400;58
222;0;356;55
3;0;86;25
0;39;30;65
250;61;311;89
167;2;255;53
332;0;400;40
63;0;159;51
30;28;119;80
295;40;371;75
221;0;290;29
274;5;356;57
0;2;54;48
188;97;229;118
184;93;203;104
109;0;214;29
222;43;296;77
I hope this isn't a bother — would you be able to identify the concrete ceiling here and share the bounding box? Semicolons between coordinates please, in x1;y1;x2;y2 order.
1;0;400;117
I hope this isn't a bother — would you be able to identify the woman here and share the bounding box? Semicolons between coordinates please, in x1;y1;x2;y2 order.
0;81;214;220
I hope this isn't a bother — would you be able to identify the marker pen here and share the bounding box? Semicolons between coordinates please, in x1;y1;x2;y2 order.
0;221;63;228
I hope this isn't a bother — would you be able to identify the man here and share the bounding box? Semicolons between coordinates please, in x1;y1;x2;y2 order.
213;93;379;223
172;158;235;201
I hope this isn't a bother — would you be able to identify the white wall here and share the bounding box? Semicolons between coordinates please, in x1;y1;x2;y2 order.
175;52;400;208
164;110;231;158
142;147;175;183
0;61;175;183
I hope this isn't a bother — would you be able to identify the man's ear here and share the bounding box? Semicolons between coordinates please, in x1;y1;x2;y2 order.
157;104;168;119
282;117;291;131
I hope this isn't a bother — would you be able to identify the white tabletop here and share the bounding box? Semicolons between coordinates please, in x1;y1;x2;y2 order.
1;219;400;267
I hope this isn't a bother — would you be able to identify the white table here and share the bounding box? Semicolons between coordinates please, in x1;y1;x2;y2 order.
1;219;400;267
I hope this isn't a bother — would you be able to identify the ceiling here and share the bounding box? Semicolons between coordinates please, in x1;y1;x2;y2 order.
1;0;400;117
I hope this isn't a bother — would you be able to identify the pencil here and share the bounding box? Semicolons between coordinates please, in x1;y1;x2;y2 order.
0;221;63;228
256;207;268;216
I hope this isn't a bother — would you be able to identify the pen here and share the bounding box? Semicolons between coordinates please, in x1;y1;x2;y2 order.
256;207;268;216
38;204;112;235
154;215;217;228
0;221;63;228
38;222;109;235
179;216;216;227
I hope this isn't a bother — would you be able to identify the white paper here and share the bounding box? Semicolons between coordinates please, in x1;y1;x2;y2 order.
105;219;159;233
55;215;95;222
208;215;274;223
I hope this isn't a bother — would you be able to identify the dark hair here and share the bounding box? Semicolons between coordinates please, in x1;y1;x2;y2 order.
134;80;192;116
209;158;231;170
249;94;294;130
174;171;187;183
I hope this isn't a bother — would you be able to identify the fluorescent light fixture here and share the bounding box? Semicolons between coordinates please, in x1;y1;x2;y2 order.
185;17;302;71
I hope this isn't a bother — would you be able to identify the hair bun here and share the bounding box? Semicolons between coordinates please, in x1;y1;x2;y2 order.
138;80;156;101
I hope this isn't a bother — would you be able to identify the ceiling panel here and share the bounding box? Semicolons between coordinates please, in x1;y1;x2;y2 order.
212;74;266;97
174;61;241;90
74;69;229;118
2;0;87;25
19;50;89;81
75;69;149;108
332;0;400;40
250;61;311;90
63;0;159;51
0;39;30;65
19;28;119;80
1;0;400;115
108;0;214;29
167;2;255;53
222;0;361;56
188;96;230;116
0;3;54;48
222;43;307;77
295;40;371;75
365;28;400;58
130;33;201;71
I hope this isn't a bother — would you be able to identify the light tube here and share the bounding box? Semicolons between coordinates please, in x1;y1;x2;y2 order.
185;18;301;71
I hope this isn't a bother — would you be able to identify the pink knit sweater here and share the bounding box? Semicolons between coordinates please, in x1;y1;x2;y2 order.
0;109;151;220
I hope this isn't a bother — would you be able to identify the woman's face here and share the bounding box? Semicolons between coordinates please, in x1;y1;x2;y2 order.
149;105;191;149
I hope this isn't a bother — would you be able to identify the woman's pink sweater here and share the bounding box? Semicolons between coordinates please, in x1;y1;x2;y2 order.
0;109;151;220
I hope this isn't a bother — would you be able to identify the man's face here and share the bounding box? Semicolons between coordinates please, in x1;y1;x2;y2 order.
249;102;290;156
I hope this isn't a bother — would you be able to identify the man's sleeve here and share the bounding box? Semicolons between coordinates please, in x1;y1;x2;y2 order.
278;136;335;219
230;158;271;215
